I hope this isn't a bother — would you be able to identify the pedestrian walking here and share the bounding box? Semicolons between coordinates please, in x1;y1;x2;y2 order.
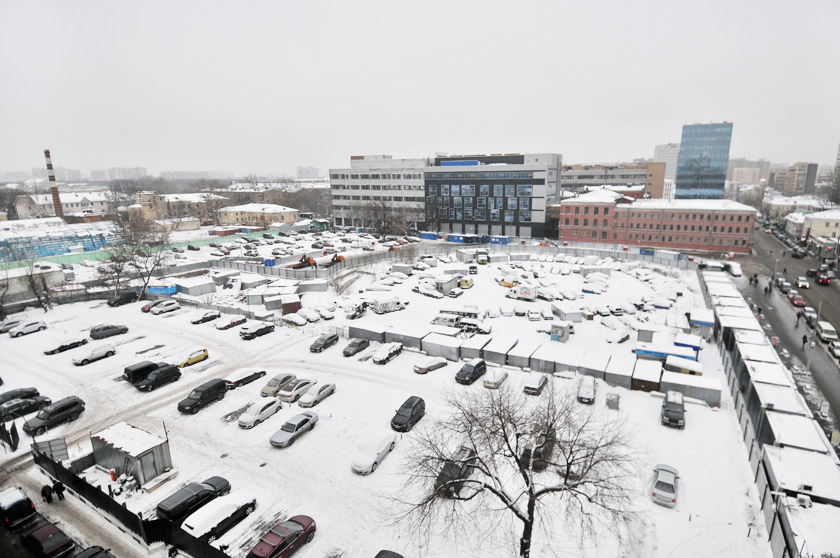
52;480;65;501
783;268;787;275
797;313;802;324
802;334;808;347
41;484;53;504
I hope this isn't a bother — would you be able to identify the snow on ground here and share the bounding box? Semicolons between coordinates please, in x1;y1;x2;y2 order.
0;255;772;558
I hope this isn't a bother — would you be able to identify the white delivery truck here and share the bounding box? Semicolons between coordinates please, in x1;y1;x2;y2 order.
369;297;406;314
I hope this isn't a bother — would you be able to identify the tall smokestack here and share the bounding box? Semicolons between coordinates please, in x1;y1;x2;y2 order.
44;149;64;217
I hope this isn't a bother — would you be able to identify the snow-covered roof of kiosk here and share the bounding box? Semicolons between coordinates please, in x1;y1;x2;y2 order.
91;421;165;457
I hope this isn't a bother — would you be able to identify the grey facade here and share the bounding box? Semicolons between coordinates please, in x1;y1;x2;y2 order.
674;122;733;199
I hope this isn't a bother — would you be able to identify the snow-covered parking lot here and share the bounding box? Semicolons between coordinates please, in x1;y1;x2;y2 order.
0;257;772;557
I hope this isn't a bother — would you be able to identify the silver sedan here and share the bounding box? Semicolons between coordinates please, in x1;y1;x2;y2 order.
351;433;396;475
270;411;319;448
238;399;282;429
298;383;336;408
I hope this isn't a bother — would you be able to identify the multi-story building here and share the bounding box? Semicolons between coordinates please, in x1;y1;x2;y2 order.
14;191;112;219
329;155;428;229
835;143;840;173
767;162;818;196
554;190;756;253
674;122;733;199
653;143;680;182
727;157;772;182
425;153;562;238
559;162;665;198
297;166;320;179
762;194;831;220
731;168;761;184
31;167;83;182
132;192;231;222
803;209;840;241
90;167;148;181
217;203;299;227
160;170;235;180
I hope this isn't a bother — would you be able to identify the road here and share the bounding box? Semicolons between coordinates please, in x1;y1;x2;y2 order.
736;227;839;432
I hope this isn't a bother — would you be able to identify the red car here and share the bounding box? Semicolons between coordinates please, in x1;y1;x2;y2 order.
792;295;806;307
246;515;316;558
20;517;75;557
141;300;166;313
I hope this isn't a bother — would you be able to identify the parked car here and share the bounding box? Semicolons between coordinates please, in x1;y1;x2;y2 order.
22;396;85;436
434;446;477;498
817;321;838;342
527;310;542;321
0;486;36;529
151;300;180;315
135;365;181;391
310;333;339;352
0;387;40;405
238;399;282;429
343;338;370;357
44;337;88;355
576;376;597;404
156;476;231;524
9;321;47;338
277;379;314;403
76;547;116;558
523;374;549;395
792;295;806;307
799;306;819;328
778;281;792;294
191;310;221;324
72;344;116;366
246;515;316;558
225;369;267;390
0;396;52;423
0;318;22;333
216;316;247;330
270;411;319;448
177;379;227;414
483;369;508;389
448;288;464;298
89;324;128;339
421;289;444;299
180;349;209;368
414;356;447;374
187;244;200;251
241;322;275;340
456;358;487;385
660;390;686;429
106;291;138;307
650;464;679;508
796;277;810;289
390;396;425;432
19;517;75;557
372;342;403;364
261;373;296;397
181;491;257;544
351;433;396;475
298;383;335;408
828;341;840;359
141;300;166;313
517;425;556;471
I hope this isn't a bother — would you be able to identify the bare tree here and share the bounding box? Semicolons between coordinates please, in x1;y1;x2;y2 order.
96;246;134;295
0;263;10;320
396;385;638;558
21;258;52;312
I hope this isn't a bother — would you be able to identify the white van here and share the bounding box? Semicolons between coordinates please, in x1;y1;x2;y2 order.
431;314;461;328
181;491;257;543
817;321;838;342
576;376;597;404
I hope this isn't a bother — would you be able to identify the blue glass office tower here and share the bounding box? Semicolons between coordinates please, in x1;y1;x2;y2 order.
674;122;733;199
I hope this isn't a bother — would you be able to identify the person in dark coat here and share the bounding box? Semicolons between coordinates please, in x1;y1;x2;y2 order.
52;480;65;501
41;484;53;503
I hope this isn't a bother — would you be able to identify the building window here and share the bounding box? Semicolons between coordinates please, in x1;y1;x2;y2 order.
593;207;599;215
428;185;437;195
480;184;490;197
504;210;514;222
441;185;450;196
564;218;569;225
583;219;588;226
575;207;580;214
573;231;578;235
507;198;517;209
573;218;579;226
584;207;590;215
491;209;500;221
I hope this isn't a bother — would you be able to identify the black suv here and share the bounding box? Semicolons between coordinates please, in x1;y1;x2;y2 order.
434;446;477;498
660;390;686;429
22;396;85;436
0;487;36;530
177;379;227;414
90;324;129;339
106;291;138;307
0;396;52;422
156;476;231;524
135;365;181;392
310;333;339;352
343;338;370;357
391;396;425;432
455;359;487;385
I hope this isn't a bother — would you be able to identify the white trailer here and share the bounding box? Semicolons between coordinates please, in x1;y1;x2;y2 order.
369;297;406;314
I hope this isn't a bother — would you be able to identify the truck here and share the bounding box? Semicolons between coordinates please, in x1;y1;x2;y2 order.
506;284;536;301
368;297;405;314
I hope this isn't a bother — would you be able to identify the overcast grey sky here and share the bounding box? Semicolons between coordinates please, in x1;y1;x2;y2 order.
1;0;838;176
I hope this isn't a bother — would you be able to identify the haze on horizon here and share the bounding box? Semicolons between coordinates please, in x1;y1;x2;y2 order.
1;0;838;177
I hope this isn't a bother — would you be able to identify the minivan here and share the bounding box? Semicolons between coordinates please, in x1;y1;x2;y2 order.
123;361;160;384
177;379;227;414
431;314;461;328
22;396;85;436
576;376;597;404
135;365;181;391
0;487;36;529
156;476;231;524
817;321;838;342
181;491;256;543
456;359;487;385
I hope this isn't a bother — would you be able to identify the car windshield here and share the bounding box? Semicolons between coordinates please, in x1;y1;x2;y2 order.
397;406;412;417
188;391;201;400
281;421;297;433
654;479;675;493
267;379;281;387
277;520;303;533
36;409;50;420
147;371;161;379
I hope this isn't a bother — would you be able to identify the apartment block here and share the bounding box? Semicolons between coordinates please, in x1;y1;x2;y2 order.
560;162;665;198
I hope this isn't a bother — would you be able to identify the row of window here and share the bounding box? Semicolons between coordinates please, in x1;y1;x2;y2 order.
567;230;749;246
331;184;424;190
562;217;749;235
427;196;531;210
562;205;751;222
332;196;423;202
330;173;423;180
428;208;532;222
427;171;534;180
429;184;533;197
565;205;610;215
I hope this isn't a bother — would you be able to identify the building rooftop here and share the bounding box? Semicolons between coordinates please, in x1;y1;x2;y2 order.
560;190;624;204
92;421;165;457
804;208;840;221
627;199;757;212
160;193;228;203
26;191;111;205
219;203;297;214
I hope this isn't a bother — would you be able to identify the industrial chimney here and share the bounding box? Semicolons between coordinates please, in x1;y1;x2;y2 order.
44;149;64;217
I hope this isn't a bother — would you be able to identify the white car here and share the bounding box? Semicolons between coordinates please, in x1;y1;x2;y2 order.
372;342;403;365
314;307;335;320
414;356;448;374
448;288;464;298
351;433;397;475
181;491;257;544
9;320;47;338
298;383;336;408
499;305;514;317
72;344;116;366
650;464;679;508
483;369;508;389
277;379;315;402
527;310;541;321
297;308;321;323
282;313;308;326
238;399;282;429
150;300;180;315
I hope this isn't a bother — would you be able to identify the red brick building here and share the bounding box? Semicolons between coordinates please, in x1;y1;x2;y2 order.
554;191;757;253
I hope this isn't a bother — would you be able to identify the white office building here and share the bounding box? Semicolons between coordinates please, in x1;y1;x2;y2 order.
654;143;680;182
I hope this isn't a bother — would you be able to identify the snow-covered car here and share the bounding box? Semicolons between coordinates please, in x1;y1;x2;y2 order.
244;250;259;257
260;373;296;397
650;464;679;508
224;369;267;390
270;411;319;448
314;307;335;320
240;322;275;340
44;338;88;355
413;356;447;374
297;308;321;323
298;383;336;408
277;379;314;402
483;369;508;389
421;289;444;299
282;313;308;326
343;338;370;357
150;300;180;315
181;491;257;544
9;321;47;338
180;349;209;368
0;319;22;333
351;433;397;475
499;305;514;317
527;310;541;321
191;311;221;325
238;399;282;428
216;316;247;330
514;306;527;317
448;288;464;298
72;344;116;366
523;374;549;395
372;342;403;365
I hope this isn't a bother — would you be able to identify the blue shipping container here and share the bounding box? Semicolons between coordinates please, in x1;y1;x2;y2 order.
420;231;438;240
490;236;509;245
264;258;275;267
148;286;176;296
